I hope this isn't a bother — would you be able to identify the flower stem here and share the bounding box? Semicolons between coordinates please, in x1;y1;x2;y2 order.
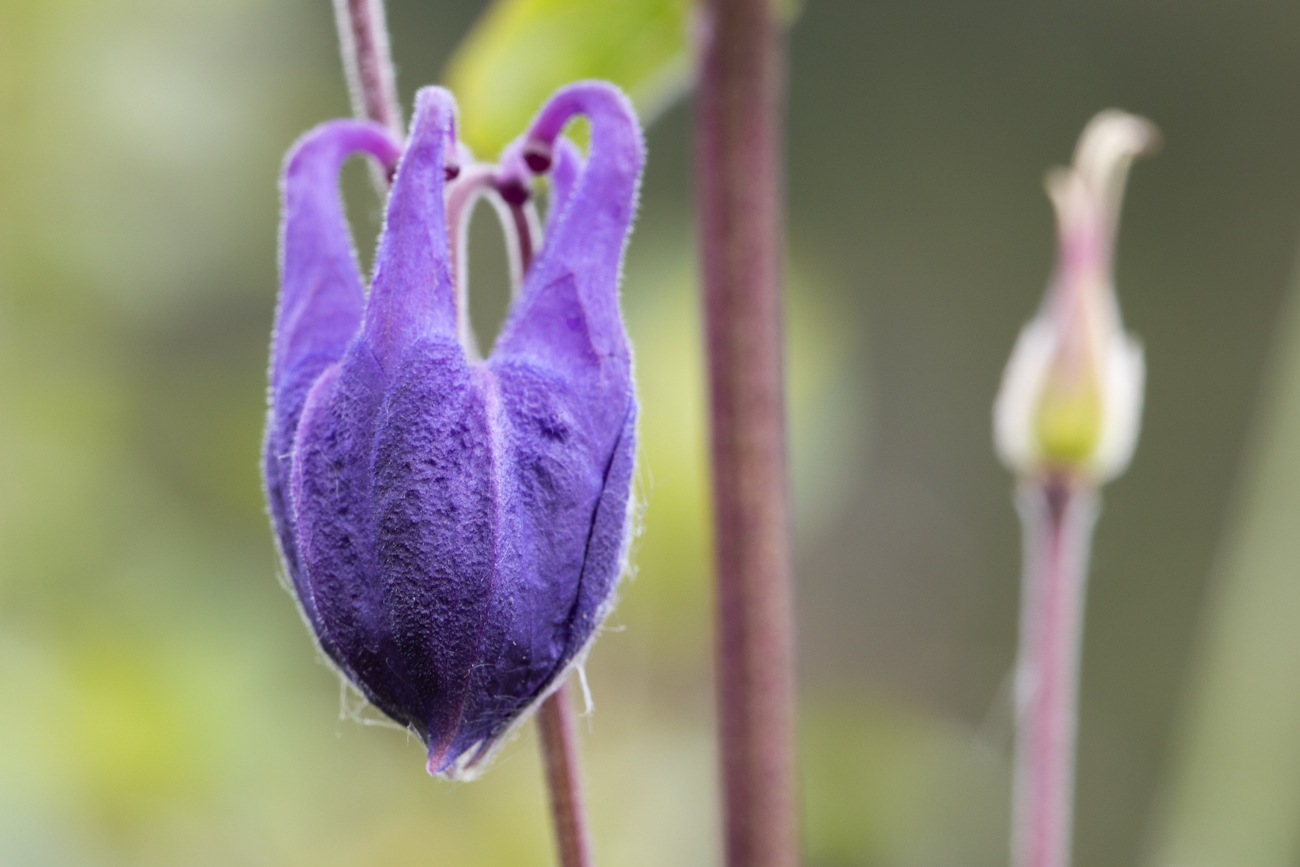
696;1;799;866
1012;478;1099;867
537;682;596;867
331;0;403;138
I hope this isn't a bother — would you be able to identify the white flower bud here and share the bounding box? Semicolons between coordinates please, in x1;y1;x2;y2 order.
994;110;1158;483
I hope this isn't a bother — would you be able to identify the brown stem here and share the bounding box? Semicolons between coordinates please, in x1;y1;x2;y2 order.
332;0;403;138
696;1;798;866
1011;479;1098;867
537;682;596;867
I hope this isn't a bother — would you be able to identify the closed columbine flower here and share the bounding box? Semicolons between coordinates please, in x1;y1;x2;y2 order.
994;110;1158;484
263;82;644;778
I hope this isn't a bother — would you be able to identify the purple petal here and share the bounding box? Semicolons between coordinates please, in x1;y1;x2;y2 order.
546;138;585;229
363;86;460;374
265;119;399;616
290;334;494;749
495;81;644;373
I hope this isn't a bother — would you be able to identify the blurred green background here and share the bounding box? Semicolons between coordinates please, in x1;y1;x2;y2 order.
2;1;1300;865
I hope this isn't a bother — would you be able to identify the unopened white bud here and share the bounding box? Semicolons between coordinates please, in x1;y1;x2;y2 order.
994;110;1158;484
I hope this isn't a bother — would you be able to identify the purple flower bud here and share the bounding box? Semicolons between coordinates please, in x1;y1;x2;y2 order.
263;82;644;778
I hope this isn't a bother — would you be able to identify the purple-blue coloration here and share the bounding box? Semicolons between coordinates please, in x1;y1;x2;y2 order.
263;83;644;777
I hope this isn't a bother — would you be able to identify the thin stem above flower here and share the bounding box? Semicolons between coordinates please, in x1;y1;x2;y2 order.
331;0;403;138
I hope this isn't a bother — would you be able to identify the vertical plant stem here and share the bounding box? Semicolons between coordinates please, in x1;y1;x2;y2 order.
538;682;596;867
696;1;798;866
1012;479;1099;867
332;0;403;138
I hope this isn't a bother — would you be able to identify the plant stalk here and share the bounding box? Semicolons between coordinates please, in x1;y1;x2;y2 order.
1012;478;1099;867
696;0;799;865
538;683;596;867
332;0;403;138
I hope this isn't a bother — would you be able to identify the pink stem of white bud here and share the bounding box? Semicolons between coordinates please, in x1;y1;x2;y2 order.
1012;478;1098;867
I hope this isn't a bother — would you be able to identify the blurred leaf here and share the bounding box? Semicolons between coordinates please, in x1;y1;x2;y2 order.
1146;243;1300;867
444;0;694;158
801;696;1009;867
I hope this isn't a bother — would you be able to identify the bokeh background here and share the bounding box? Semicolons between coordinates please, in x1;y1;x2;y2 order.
3;1;1300;865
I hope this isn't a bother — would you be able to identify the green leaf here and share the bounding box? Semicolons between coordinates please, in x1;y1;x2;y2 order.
1146;243;1300;867
444;0;694;159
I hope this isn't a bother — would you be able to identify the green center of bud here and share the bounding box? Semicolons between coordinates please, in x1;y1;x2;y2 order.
1034;357;1103;466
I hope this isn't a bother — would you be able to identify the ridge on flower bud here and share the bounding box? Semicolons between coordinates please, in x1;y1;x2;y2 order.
263;81;644;778
994;110;1158;483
